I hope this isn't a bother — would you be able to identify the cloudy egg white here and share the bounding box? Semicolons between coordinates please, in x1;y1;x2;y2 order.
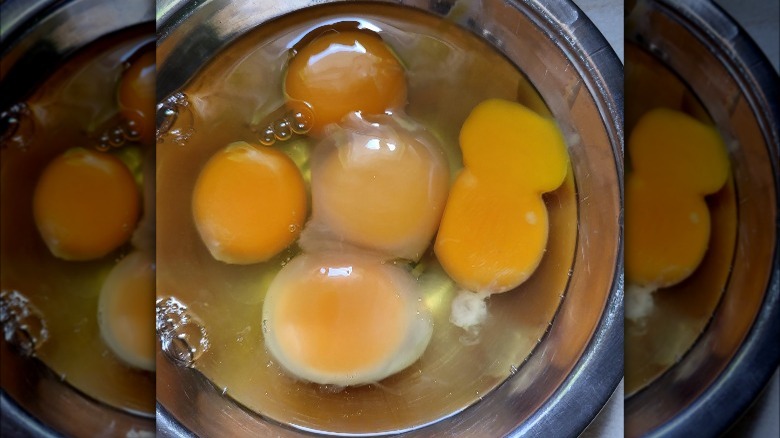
262;251;432;386
302;114;449;261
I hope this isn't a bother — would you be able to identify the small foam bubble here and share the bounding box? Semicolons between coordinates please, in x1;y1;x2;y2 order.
273;118;292;141
625;283;658;321
259;126;276;146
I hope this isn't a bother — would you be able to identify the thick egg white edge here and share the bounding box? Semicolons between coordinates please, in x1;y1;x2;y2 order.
262;252;433;386
97;250;155;372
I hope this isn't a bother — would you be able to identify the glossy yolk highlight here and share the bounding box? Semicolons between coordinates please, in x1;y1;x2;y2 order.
435;99;569;293
192;142;307;264
263;253;432;386
284;31;407;134
625;108;729;287
33;148;140;261
117;50;155;144
310;122;449;260
98;250;155;371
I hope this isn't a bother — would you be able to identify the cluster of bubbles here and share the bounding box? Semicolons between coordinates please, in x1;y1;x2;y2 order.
0;290;48;356
0;101;147;153
253;108;313;146
0;103;33;151
96;118;142;151
156;296;209;368
156;92;194;146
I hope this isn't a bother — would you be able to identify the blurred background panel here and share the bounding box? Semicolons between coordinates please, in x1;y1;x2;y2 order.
624;0;778;437
1;0;156;436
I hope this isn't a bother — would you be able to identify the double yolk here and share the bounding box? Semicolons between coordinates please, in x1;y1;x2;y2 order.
435;99;569;294
625;108;729;288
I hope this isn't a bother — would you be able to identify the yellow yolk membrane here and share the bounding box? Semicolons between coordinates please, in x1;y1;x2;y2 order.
98;250;156;371
303;114;449;261
625;108;729;288
117;50;155;144
192;142;307;264
33;148;140;261
262;252;433;386
284;30;407;133
435;99;569;294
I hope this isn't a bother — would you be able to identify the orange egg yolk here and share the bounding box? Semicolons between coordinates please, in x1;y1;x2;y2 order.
308;116;449;260
284;30;407;134
118;50;155;144
435;99;569;293
192;142;307;264
625;108;729;287
33;148;140;261
262;252;432;386
98;250;156;371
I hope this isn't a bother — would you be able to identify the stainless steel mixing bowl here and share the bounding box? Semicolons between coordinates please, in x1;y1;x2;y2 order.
625;0;779;436
155;0;623;436
0;0;155;436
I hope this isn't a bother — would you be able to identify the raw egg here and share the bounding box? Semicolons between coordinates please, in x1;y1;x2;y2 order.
33;148;141;261
117;49;155;144
284;30;407;133
435;99;569;293
301;114;449;261
98;250;155;371
192;141;307;264
625;108;729;288
262;252;432;386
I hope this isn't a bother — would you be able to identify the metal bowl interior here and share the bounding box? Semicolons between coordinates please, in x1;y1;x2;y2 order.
155;0;623;436
624;0;780;436
0;0;156;436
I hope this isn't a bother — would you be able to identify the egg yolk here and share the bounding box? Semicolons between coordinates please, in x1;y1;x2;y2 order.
435;99;569;293
305;114;449;260
98;250;155;371
117;50;155;144
192;142;307;264
284;30;407;134
33;148;140;261
262;252;432;386
625;108;729;287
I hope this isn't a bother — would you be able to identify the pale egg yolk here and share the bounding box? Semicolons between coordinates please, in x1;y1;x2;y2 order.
192;142;307;264
33;148;140;261
304;114;449;261
435;99;569;293
118;50;155;144
262;252;432;386
98;250;155;371
625;108;729;287
284;30;407;134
